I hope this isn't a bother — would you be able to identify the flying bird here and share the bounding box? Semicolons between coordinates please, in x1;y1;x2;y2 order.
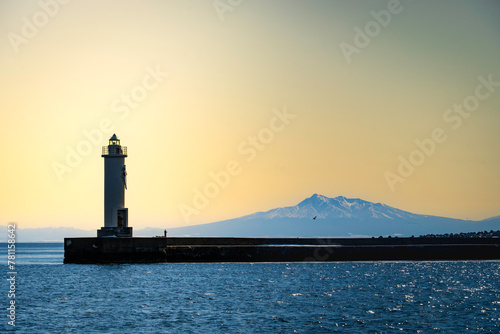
312;216;317;220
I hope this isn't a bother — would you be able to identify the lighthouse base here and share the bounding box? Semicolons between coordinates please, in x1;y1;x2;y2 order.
97;227;133;238
64;237;166;264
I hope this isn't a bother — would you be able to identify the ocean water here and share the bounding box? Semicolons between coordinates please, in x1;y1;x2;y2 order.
1;243;499;333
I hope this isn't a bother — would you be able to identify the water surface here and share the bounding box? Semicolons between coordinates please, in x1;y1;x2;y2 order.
1;243;499;333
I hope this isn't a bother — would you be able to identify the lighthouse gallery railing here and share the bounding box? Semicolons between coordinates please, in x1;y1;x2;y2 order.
102;146;127;156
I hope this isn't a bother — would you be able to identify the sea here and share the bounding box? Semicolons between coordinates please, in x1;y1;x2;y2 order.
1;243;499;333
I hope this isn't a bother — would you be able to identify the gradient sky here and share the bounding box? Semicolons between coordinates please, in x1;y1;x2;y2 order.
1;0;499;230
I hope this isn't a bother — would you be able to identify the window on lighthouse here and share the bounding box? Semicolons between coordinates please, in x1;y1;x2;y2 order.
109;139;120;145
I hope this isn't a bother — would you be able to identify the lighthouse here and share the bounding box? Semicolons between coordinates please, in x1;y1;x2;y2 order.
97;134;132;237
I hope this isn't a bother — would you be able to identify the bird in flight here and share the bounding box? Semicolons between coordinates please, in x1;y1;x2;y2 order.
312;216;317;220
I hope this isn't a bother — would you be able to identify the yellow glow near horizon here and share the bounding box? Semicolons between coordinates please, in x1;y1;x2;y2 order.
0;0;499;229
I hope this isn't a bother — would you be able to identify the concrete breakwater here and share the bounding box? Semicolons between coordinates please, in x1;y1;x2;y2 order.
64;237;500;264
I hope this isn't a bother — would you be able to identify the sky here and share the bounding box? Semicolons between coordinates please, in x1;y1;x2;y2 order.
1;0;499;230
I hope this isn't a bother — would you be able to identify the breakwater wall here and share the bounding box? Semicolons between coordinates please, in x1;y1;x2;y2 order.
64;237;500;264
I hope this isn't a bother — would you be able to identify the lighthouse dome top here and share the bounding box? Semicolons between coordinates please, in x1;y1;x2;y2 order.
109;134;120;146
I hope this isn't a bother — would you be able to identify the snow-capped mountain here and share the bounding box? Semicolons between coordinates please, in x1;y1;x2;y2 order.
246;194;422;220
164;194;500;238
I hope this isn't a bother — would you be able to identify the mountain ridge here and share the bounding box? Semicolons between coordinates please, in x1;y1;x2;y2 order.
244;193;425;221
168;194;500;237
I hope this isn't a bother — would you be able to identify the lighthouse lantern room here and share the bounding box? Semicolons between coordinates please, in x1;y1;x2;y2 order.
97;134;132;237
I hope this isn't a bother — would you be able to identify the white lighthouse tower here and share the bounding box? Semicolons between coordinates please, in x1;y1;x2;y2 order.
98;134;132;237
